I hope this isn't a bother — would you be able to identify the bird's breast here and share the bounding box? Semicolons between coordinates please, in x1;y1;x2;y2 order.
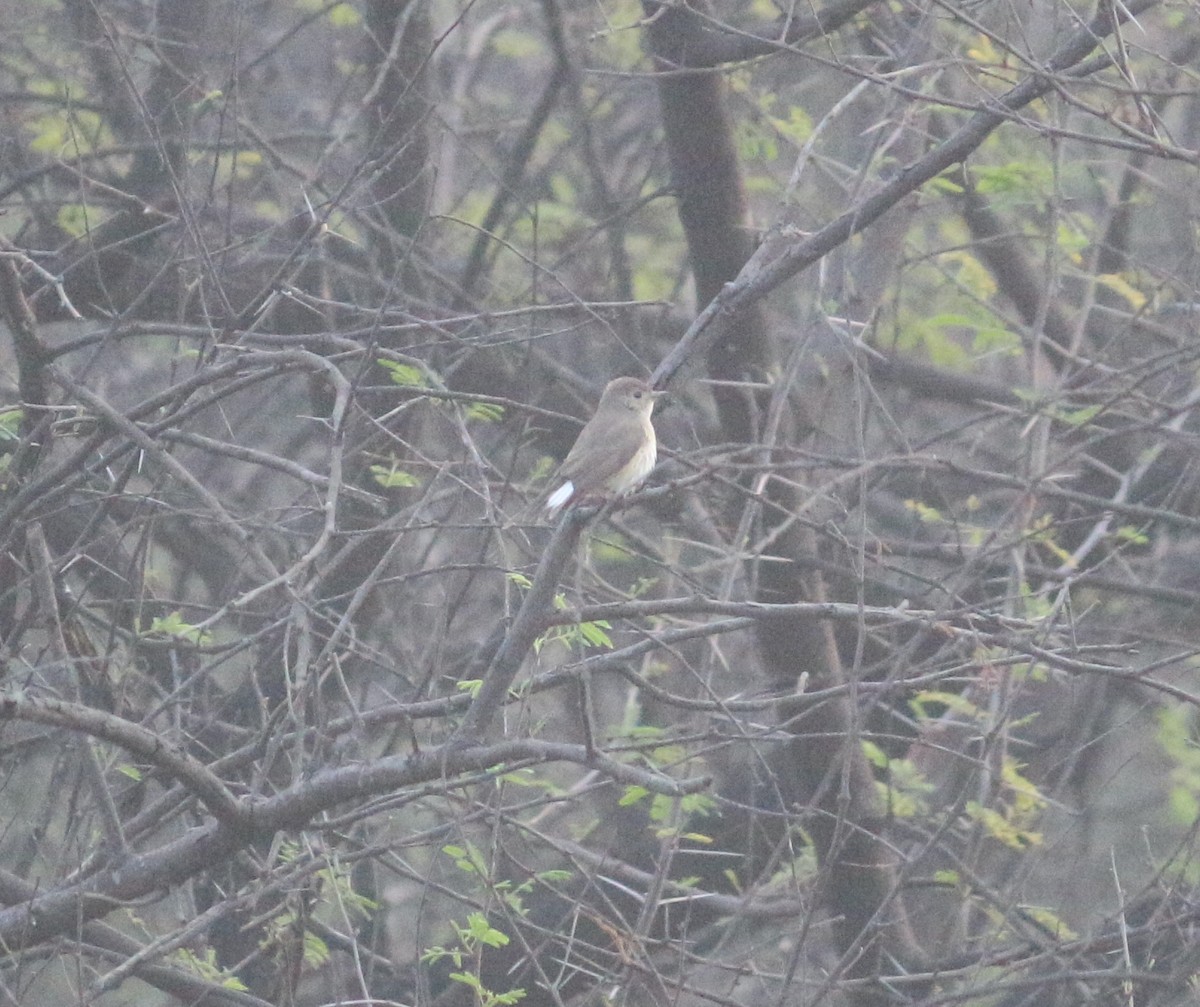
607;428;657;495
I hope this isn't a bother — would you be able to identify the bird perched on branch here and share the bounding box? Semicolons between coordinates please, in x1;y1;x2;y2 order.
545;376;664;517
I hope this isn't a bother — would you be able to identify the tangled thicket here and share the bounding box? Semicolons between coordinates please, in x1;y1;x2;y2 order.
3;2;1200;1006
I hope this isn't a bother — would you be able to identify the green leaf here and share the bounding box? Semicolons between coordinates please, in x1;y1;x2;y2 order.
619;785;648;807
905;499;944;524
369;464;420;488
1096;272;1147;310
971;325;1021;356
449;972;483;992
444;843;485;875
911;689;984;721
466;401;505;422
465;912;509;948
770;104;812;145
1021;905;1077;940
529;455;556;485
0;408;22;440
57;204;93;238
493;27;543;58
578;620;613;649
190;90;226;117
378;359;428;387
1114;525;1149;545
861;739;889;769
537;869;573;883
302;931;330;967
649;793;675;823
1054;404;1102;427
972;160;1051;197
927;174;965;194
680;792;717;816
874;755;934;818
173;948;248;991
629;576;658;598
965;800;1042;849
327;2;360;27
651;744;687;766
146;611;210;645
549;173;577;205
735;118;778;162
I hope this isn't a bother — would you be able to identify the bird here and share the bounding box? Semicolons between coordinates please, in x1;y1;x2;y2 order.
544;376;665;517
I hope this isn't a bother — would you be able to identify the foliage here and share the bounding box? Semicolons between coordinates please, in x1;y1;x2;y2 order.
422;914;527;1007
1;1;1199;1006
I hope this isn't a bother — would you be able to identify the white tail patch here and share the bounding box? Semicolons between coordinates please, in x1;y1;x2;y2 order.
545;480;575;515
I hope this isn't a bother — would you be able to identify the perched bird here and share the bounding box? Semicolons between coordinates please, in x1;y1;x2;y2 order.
545;376;664;516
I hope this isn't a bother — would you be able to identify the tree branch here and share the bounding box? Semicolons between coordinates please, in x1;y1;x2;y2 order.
651;0;1164;389
0;691;244;827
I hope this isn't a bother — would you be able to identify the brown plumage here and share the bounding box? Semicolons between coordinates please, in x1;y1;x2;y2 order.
545;377;663;516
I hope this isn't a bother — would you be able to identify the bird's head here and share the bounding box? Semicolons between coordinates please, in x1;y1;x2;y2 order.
600;376;665;416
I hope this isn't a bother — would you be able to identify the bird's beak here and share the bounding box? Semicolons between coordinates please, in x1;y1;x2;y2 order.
650;389;668;400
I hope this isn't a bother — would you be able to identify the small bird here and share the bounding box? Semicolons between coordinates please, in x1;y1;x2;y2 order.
545;376;665;516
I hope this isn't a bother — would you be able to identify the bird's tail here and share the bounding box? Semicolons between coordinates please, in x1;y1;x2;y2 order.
544;479;575;516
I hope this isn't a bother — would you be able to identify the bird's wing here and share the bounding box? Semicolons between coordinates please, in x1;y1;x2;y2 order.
560;417;646;492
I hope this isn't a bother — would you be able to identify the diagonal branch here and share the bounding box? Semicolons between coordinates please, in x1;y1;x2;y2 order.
643;0;884;68
0;733;704;952
652;0;1164;389
0;691;244;827
453;509;587;740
